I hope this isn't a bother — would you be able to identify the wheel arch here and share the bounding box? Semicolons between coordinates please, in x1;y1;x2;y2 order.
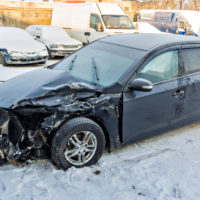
87;115;111;151
48;114;121;153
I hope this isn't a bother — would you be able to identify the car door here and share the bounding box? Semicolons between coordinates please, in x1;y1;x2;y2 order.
176;45;200;124
122;48;186;144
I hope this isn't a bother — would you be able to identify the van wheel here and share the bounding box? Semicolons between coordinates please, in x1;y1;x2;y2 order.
0;53;8;66
51;117;105;170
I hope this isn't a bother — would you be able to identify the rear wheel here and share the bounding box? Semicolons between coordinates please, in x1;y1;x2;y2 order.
0;52;8;66
51;117;105;169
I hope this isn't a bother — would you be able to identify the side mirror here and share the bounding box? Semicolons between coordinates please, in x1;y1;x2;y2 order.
129;78;153;92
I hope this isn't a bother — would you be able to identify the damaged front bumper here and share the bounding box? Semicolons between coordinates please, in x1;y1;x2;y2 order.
0;93;120;165
0;107;50;163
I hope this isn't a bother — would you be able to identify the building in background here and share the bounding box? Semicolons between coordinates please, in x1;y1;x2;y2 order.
0;0;198;28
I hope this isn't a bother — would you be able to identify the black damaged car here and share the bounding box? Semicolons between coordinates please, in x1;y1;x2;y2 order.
0;33;200;169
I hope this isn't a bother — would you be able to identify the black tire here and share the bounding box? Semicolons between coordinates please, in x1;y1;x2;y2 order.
51;117;105;170
0;52;8;66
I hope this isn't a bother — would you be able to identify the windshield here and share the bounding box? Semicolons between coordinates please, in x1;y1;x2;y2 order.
102;15;134;29
0;28;33;41
53;41;137;87
42;27;69;38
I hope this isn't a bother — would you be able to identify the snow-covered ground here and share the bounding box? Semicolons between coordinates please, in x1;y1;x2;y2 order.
1;61;200;200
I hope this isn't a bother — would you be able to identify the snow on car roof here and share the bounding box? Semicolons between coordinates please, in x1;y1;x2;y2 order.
99;33;200;51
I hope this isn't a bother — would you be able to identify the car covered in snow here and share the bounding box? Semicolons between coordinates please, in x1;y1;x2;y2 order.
26;25;83;58
0;27;48;66
0;33;200;169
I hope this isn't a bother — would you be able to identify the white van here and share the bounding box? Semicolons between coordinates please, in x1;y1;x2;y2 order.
51;3;136;44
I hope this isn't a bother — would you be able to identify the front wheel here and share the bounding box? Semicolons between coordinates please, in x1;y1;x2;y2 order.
51;117;105;169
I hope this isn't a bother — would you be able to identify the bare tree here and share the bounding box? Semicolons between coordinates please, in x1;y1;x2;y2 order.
160;0;176;9
184;0;200;10
139;0;186;10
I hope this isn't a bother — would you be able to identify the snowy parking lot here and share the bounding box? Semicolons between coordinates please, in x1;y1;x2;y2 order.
1;61;200;200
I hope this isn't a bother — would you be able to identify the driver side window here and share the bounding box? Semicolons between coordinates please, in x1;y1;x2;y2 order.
90;14;103;32
136;50;178;84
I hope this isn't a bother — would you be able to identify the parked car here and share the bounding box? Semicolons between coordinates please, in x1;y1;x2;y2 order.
0;27;48;66
26;25;83;58
51;3;136;44
0;33;200;169
133;22;162;33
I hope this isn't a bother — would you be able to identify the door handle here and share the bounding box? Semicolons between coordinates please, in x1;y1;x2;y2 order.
172;90;184;97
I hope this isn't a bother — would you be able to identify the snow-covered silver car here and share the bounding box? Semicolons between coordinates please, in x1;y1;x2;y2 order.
26;25;83;58
0;27;48;66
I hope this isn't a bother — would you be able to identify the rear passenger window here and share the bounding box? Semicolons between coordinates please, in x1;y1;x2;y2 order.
136;50;178;84
182;48;200;74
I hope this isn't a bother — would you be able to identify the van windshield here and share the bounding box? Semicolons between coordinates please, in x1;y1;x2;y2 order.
102;15;134;29
53;41;138;87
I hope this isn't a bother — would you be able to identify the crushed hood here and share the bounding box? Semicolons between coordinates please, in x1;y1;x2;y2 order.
0;68;97;109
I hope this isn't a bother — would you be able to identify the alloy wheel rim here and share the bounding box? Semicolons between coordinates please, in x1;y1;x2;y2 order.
64;131;97;166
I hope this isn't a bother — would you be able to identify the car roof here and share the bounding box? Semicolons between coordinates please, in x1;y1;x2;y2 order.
99;33;200;51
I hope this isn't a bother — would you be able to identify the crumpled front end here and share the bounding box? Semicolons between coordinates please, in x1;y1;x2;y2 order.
0;79;121;164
